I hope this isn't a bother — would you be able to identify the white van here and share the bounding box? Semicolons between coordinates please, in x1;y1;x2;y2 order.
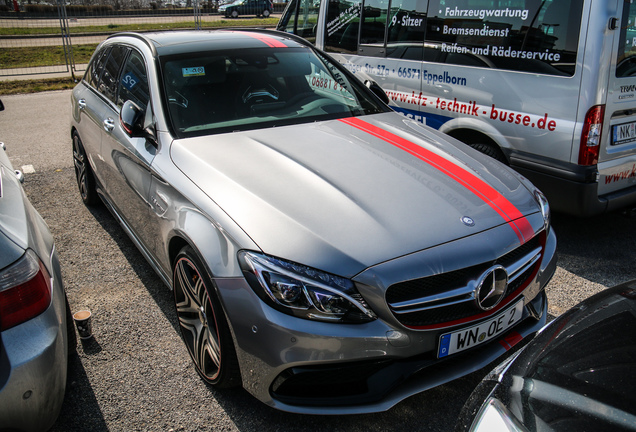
278;0;636;216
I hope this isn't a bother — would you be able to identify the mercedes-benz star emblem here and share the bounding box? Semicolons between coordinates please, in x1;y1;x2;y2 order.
474;265;508;311
461;216;475;227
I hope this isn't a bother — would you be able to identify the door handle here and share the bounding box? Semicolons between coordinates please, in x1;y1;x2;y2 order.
103;117;115;132
78;99;86;109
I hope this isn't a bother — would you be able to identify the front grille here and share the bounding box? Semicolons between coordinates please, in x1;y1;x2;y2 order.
386;234;543;329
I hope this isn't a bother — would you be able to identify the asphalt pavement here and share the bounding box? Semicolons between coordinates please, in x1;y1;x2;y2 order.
1;90;634;431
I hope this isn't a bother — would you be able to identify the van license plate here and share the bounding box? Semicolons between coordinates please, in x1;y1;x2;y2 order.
437;299;524;358
612;122;636;145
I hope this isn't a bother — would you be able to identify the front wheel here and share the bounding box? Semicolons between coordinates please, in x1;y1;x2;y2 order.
262;9;270;17
230;9;238;18
173;246;240;388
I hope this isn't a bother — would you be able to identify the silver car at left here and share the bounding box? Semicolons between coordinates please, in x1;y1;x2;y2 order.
0;99;72;431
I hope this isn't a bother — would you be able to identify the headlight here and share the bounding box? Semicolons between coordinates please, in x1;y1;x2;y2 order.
470;398;527;432
533;189;550;232
238;251;377;323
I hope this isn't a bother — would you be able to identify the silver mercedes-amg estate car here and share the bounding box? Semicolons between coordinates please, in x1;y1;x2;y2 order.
70;30;557;414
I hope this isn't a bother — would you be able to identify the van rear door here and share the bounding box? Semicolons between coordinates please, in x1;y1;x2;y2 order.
599;0;636;200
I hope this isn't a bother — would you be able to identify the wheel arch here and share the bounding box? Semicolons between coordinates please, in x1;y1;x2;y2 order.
440;120;511;164
439;118;509;148
164;210;250;283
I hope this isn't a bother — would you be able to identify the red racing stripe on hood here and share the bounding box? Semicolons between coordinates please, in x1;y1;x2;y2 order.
339;117;534;243
243;32;288;48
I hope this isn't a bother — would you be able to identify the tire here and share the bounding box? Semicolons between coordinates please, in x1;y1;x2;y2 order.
173;246;241;388
231;9;238;18
262;9;270;17
72;131;99;206
469;142;508;164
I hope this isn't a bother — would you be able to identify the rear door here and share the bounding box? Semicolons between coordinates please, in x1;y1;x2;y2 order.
600;0;636;195
75;46;112;182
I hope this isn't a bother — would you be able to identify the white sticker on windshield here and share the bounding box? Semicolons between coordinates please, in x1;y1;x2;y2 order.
182;66;205;77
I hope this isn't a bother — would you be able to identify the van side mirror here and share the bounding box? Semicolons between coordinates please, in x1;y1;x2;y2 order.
365;80;390;105
120;100;157;146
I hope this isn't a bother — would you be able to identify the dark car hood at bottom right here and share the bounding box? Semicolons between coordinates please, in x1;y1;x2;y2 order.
457;281;636;432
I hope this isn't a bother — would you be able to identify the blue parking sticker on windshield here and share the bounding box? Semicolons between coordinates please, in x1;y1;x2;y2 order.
121;72;139;90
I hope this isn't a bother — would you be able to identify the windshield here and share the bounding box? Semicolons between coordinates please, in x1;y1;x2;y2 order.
160;47;387;138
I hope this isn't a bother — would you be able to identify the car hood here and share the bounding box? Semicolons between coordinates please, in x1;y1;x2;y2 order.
170;113;540;277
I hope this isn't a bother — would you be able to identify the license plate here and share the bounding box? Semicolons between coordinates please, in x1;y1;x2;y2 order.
612;121;636;145
437;299;524;358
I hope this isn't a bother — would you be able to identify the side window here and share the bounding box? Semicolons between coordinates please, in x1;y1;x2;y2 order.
85;47;111;89
617;0;636;78
117;50;150;108
325;0;363;53
425;0;583;76
99;45;129;104
278;0;320;44
360;0;389;47
386;0;426;59
325;0;427;59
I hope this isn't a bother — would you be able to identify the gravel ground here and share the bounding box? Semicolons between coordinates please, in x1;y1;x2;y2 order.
2;90;635;431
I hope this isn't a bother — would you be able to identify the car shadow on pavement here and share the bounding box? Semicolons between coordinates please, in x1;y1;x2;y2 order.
50;350;109;431
84;201;181;335
550;211;636;287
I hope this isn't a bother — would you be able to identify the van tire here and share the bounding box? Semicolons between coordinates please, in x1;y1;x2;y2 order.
469;143;507;164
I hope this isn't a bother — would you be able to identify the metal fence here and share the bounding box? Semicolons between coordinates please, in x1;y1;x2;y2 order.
0;0;281;79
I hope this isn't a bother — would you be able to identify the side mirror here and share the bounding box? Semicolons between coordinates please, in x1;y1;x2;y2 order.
120;100;158;146
0;99;4;111
364;80;390;105
120;100;145;137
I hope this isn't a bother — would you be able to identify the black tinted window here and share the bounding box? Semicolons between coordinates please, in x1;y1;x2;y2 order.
86;47;111;89
617;0;636;78
425;0;583;76
325;0;363;53
325;0;583;76
99;45;129;104
117;50;150;108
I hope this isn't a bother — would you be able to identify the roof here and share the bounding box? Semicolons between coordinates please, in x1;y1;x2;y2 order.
109;29;309;57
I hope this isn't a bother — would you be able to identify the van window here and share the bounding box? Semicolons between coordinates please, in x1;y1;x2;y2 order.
324;0;583;75
278;0;320;44
425;0;583;76
360;0;389;46
617;0;636;78
325;0;363;53
386;0;427;60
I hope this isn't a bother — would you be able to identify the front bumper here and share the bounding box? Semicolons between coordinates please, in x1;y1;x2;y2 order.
217;222;557;414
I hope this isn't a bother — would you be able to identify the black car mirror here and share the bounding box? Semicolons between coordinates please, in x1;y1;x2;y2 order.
0;99;4;111
364;80;390;105
121;100;157;146
120;100;145;137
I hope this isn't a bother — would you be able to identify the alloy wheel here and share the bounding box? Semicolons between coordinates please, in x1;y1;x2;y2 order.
174;256;222;382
